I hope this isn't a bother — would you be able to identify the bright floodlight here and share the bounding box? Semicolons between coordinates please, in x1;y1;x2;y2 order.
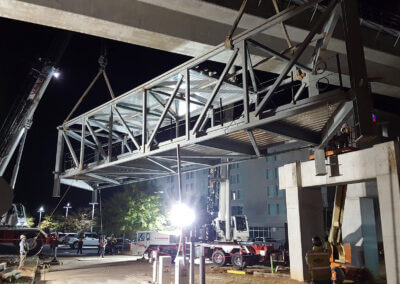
170;203;195;227
38;206;44;213
53;71;60;78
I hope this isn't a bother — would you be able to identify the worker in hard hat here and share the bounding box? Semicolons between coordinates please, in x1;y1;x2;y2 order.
305;236;332;283
18;235;28;270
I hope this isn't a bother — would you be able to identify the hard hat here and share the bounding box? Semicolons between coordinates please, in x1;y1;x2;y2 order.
312;236;322;247
20;235;26;239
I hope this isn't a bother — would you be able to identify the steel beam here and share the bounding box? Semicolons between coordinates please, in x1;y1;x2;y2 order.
258;121;320;144
240;41;250;123
85;173;120;185
192;49;239;134
113;106;141;150
341;0;374;139
62;131;79;167
53;130;64;197
146;75;183;148
247;39;312;73
198;137;256;156
86;120;107;159
147;157;176;173
247;130;261;157
254;0;338;116
318;101;353;148
79;119;86;170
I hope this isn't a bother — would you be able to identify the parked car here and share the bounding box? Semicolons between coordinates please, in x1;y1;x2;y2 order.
64;233;78;245
58;232;76;244
115;238;131;251
67;232;99;249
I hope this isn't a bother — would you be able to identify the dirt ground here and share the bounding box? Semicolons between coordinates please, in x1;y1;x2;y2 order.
35;255;300;283
0;255;37;283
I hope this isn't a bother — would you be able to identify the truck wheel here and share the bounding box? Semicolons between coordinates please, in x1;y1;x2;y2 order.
148;251;154;264
73;242;79;249
232;253;247;270
211;250;226;266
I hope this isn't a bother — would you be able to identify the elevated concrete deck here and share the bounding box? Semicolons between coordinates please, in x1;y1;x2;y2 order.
1;0;399;98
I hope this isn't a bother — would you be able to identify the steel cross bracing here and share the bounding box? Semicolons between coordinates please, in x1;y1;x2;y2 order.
53;0;373;194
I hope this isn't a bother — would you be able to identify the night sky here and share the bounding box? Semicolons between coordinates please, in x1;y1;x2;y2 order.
0;17;190;216
1;0;400;218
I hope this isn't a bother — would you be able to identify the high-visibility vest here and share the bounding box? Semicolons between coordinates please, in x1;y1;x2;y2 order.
305;246;331;281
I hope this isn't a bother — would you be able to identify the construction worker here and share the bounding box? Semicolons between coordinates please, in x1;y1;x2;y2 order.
18;235;28;270
99;235;107;258
110;234;117;255
305;236;332;284
77;234;84;254
50;232;59;262
323;235;332;256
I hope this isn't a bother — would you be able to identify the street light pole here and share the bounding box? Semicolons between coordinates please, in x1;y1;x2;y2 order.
37;206;44;228
89;202;98;232
63;202;72;217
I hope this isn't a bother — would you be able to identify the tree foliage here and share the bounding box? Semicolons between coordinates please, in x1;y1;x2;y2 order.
101;185;166;237
39;208;96;233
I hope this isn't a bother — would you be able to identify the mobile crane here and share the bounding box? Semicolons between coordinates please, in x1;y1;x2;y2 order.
0;60;59;255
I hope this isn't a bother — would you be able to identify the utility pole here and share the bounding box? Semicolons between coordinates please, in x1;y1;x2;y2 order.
89;202;98;232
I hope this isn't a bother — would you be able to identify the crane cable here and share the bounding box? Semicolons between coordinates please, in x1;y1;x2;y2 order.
62;43;116;128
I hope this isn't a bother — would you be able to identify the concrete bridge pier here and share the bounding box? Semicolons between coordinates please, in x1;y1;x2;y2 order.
279;141;400;283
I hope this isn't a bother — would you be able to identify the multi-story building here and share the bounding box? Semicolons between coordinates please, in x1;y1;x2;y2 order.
152;142;310;246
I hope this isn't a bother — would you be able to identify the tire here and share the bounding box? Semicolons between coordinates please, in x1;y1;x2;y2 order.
72;241;79;249
232;253;247;270
211;250;226;266
148;251;154;264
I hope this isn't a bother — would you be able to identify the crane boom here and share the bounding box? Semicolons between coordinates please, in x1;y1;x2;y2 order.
0;64;58;186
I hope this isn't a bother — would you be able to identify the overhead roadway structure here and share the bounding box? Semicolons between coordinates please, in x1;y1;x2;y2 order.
53;0;374;194
1;0;400;99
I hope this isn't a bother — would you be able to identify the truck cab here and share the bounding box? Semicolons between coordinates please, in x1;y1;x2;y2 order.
213;215;250;242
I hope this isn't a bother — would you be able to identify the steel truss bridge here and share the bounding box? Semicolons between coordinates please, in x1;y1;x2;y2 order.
53;0;374;195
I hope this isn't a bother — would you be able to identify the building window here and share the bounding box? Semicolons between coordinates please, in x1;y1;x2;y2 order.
190;183;194;191
277;185;284;197
190;172;194;179
236;174;241;184
266;156;274;162
229;163;241;170
268;204;277;216
185;173;190;180
266;169;274;180
231;206;243;215
185;184;189;192
276;155;281;161
231;191;237;200
275;168;279;180
268;186;275;197
230;174;241;184
237;189;241;200
249;227;271;239
278;202;286;215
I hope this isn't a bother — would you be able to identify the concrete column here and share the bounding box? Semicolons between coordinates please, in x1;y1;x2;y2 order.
374;142;400;284
282;162;324;281
342;183;379;278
